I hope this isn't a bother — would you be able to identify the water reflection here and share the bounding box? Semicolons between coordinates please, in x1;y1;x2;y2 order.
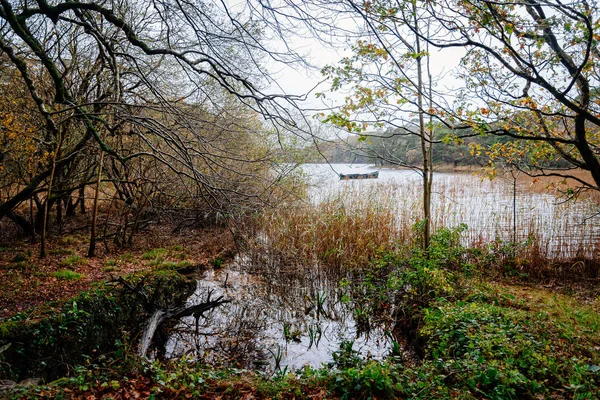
165;257;392;371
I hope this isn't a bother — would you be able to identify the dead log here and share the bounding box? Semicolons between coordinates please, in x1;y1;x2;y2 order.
112;276;230;358
138;290;230;357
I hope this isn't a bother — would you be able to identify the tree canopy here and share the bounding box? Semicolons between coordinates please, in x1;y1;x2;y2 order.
0;0;306;243
2;0;600;243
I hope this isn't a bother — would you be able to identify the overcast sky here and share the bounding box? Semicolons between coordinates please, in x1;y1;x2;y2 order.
266;27;467;114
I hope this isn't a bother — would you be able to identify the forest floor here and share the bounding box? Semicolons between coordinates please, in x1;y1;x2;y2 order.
0;223;235;321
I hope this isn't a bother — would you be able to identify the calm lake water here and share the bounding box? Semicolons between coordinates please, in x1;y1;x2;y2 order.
304;163;600;258
164;164;599;372
165;261;392;370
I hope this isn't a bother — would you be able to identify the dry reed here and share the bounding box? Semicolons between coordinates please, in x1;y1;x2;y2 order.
242;171;600;278
246;187;407;269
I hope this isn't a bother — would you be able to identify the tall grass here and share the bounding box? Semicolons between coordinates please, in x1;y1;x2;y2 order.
243;173;599;278
247;187;408;269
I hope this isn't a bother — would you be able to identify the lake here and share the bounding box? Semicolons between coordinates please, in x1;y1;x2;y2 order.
304;163;600;258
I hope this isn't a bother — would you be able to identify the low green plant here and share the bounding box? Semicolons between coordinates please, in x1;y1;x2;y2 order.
3;261;37;271
307;324;322;349
282;322;301;343
104;259;117;267
50;270;83;281
155;261;192;271
330;341;363;370
420;300;600;399
59;236;80;246
121;253;135;262
212;257;224;269
60;255;87;267
328;359;397;399
49;248;75;256
267;344;285;371
142;248;167;261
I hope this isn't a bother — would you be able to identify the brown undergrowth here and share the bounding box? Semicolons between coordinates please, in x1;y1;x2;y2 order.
0;221;235;321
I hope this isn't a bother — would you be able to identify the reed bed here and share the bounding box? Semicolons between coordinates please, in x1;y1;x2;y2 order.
247;186;409;269
242;166;600;279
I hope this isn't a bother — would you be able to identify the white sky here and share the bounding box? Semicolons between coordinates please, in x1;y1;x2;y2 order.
266;29;466;114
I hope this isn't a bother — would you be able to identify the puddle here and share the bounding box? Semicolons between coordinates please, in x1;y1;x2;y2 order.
164;258;393;371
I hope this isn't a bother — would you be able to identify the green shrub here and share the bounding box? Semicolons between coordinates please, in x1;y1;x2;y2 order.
340;225;464;338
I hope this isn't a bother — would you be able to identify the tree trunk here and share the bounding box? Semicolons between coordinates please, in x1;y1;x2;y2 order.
6;211;33;234
88;151;104;257
34;195;44;232
56;197;63;234
574;114;600;188
41;133;63;258
138;295;230;358
66;192;76;217
79;186;87;214
414;4;431;251
30;197;35;243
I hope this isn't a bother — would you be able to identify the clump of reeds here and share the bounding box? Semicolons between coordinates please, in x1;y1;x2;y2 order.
245;186;410;269
238;175;599;281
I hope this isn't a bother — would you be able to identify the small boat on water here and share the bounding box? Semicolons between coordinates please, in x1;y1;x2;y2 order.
339;171;379;180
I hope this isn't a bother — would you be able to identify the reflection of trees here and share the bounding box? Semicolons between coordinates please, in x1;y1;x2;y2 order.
165;262;391;370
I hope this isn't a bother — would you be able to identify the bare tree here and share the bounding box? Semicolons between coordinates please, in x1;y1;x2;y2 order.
0;0;306;246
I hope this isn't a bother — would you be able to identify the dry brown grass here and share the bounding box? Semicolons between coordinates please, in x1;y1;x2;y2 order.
245;189;407;269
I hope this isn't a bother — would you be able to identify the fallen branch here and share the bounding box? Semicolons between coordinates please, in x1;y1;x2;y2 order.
138;290;230;357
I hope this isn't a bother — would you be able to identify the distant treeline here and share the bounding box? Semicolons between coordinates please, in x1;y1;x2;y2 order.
306;125;569;169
